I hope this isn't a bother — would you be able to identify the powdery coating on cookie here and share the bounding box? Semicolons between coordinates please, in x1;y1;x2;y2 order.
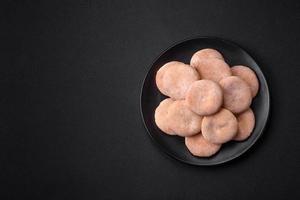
190;48;224;67
168;100;202;137
185;133;221;157
186;80;223;115
154;98;175;135
234;108;255;141
155;61;200;100
191;59;231;82
219;76;252;114
231;65;259;97
202;108;238;144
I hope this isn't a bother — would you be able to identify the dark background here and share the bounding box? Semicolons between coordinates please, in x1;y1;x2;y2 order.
1;0;300;199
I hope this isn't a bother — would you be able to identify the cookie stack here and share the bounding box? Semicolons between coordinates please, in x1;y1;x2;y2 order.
154;49;259;157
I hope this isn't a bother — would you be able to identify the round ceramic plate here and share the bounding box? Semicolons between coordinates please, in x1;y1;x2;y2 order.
140;37;270;166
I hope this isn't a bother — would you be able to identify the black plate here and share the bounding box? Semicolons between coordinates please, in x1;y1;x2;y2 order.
140;37;270;166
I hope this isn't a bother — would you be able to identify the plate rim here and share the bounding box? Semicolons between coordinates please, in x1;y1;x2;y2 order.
140;36;270;166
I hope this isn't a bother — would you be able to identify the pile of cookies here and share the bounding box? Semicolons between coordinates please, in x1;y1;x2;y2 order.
155;49;259;157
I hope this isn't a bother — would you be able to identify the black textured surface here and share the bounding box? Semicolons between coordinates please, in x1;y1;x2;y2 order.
141;37;270;165
1;0;300;199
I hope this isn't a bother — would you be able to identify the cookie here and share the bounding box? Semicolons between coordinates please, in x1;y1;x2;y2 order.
234;108;255;141
154;98;175;135
191;58;231;82
190;49;224;68
156;61;200;99
185;133;221;157
231;65;259;97
168;100;202;136
202;108;238;144
186;80;223;115
219;76;252;114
